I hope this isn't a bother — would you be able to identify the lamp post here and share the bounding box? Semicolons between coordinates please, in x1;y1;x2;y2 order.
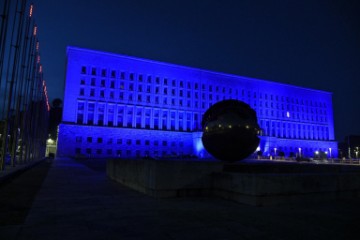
274;148;277;159
256;146;261;159
348;147;351;159
298;148;301;158
315;150;319;159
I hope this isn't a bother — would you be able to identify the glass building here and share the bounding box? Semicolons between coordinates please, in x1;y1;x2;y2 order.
57;47;338;159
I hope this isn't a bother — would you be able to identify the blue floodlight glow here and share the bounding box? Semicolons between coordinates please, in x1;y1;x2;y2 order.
57;47;338;159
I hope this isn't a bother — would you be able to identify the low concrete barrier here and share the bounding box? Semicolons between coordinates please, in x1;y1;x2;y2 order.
107;159;360;206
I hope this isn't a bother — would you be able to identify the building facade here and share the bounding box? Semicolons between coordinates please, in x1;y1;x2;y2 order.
57;47;338;159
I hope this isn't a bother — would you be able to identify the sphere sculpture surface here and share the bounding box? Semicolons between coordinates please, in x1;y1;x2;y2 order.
201;100;260;161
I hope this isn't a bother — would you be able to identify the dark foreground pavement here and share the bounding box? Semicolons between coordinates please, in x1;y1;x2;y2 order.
1;157;360;240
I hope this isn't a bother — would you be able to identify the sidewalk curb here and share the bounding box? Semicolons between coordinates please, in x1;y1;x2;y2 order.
0;158;49;185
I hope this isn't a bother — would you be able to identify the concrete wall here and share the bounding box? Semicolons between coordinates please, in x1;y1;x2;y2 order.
107;159;360;206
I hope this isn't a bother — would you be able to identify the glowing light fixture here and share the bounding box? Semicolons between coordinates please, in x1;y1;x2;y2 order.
29;4;34;17
33;25;37;36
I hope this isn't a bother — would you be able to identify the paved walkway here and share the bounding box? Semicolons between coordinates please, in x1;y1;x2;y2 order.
1;157;359;240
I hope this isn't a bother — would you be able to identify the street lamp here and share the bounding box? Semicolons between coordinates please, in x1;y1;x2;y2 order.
274;148;277;158
315;150;319;159
298;148;302;158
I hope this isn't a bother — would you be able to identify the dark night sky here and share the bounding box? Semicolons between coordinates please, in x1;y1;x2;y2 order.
33;0;360;141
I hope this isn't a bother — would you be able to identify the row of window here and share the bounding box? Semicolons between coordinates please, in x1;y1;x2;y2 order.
77;102;202;130
76;136;184;147
260;120;330;140
75;148;186;158
76;101;329;133
79;67;329;108
78;88;328;123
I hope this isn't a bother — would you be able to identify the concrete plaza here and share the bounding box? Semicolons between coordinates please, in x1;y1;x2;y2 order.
0;157;359;240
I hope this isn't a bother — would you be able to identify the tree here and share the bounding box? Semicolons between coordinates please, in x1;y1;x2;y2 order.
49;98;63;139
52;98;63;108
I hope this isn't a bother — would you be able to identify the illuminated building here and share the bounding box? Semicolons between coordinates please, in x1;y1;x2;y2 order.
57;47;338;159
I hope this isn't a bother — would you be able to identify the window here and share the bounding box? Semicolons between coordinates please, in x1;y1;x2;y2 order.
87;113;94;125
80;79;85;85
98;114;104;126
77;114;83;124
87;137;92;143
117;139;122;144
81;66;87;74
97;138;103;143
77;102;84;111
101;69;107;77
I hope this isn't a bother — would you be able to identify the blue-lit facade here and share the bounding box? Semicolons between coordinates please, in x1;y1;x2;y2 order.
57;47;338;159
